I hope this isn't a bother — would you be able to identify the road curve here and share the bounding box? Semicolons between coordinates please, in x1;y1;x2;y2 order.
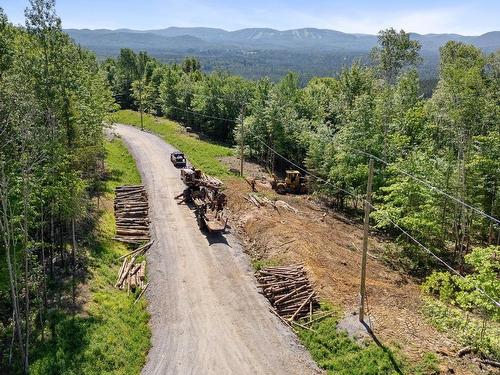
114;124;321;375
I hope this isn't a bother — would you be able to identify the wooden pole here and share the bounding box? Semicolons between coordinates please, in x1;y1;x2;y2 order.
239;106;245;177
359;158;374;322
140;80;144;131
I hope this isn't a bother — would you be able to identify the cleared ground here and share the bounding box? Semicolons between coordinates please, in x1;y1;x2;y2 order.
224;176;480;374
114;124;320;375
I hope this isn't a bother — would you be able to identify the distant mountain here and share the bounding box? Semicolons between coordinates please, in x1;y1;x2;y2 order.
64;27;500;81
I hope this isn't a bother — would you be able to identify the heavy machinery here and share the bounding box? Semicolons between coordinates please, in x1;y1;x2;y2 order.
272;170;308;195
176;167;227;233
180;168;202;187
194;193;228;233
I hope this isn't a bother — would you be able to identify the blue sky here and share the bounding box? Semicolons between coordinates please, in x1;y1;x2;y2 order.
1;0;499;35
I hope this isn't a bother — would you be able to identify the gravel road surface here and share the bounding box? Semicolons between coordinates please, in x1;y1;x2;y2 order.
114;124;320;375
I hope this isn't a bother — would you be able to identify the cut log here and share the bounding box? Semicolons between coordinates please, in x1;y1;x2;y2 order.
134;282;149;304
289;292;315;321
117;241;153;260
138;261;146;280
116;256;137;287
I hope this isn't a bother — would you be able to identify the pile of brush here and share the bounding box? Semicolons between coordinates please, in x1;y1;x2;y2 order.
114;185;150;243
255;264;319;322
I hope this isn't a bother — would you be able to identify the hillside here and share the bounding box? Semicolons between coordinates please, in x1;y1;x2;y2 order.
66;27;500;80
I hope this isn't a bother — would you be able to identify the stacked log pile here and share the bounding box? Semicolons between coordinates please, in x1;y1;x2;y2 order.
114;185;150;243
256;265;319;322
199;173;223;189
115;241;153;295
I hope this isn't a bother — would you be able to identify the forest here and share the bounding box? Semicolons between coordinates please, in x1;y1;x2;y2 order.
103;28;499;356
0;1;118;373
0;0;499;373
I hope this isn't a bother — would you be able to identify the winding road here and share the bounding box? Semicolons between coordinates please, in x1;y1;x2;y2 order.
114;124;320;375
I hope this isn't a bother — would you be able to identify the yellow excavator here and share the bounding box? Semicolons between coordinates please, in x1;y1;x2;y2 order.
271;170;308;195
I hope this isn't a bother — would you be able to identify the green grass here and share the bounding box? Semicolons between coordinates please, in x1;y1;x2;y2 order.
422;297;500;360
295;305;439;375
251;258;282;271
30;138;150;375
105;137;142;190
113;110;233;178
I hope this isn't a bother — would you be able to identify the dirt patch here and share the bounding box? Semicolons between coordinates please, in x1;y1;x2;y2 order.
225;178;485;374
219;156;270;180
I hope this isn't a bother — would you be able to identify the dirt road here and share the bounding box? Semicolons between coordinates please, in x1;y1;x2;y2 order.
114;124;320;375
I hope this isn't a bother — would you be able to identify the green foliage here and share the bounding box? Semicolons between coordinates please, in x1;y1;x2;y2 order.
422;298;500;359
422;246;500;319
422;246;500;359
29;138;149;374
371;28;422;83
0;3;125;372
113;110;232;177
295;307;439;374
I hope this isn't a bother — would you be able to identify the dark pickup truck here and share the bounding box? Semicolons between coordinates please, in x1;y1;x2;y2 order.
170;151;186;167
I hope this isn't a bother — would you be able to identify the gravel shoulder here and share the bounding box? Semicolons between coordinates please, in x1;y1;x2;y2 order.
114;124;320;375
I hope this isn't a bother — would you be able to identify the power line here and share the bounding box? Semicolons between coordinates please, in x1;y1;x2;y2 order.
178;88;249;106
353;150;500;225
170;104;239;123
167;89;499;225
161;101;500;308
370;205;500;308
254;136;500;308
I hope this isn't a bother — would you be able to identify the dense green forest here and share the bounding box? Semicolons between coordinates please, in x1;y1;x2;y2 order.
104;29;499;356
0;1;121;372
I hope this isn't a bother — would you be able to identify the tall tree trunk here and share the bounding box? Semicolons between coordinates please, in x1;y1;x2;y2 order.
40;200;46;342
22;172;30;374
50;209;54;278
0;165;25;367
71;217;76;309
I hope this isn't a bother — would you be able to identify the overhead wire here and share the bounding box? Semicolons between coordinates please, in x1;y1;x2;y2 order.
169;98;498;225
161;99;500;308
177;88;250;106
353;149;500;225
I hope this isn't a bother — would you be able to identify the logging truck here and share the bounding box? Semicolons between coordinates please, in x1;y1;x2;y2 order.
195;203;228;233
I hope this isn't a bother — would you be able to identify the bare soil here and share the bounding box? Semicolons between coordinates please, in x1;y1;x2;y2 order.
223;171;487;374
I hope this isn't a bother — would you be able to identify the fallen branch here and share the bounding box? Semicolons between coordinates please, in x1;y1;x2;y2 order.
134;282;149;304
479;358;500;368
117;240;154;260
457;346;473;357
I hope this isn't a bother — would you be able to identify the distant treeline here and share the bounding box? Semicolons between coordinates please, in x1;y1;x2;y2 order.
95;47;443;87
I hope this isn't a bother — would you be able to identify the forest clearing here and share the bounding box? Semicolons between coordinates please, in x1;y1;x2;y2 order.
114;111;498;374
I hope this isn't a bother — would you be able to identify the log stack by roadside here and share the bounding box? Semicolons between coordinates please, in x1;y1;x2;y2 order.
114;185;150;243
115;241;153;297
256;265;319;322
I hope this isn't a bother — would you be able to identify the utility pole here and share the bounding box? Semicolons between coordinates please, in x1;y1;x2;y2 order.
139;80;144;132
359;158;374;322
239;106;245;177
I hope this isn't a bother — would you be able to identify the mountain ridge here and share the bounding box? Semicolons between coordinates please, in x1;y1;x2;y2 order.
64;27;500;81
